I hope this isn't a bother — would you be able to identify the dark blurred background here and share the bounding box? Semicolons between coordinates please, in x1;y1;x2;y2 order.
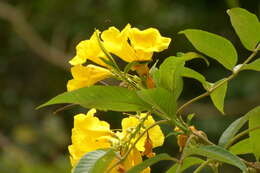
0;0;259;172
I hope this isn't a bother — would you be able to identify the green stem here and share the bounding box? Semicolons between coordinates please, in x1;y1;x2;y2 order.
177;43;260;115
124;113;149;151
226;126;260;149
238;42;260;68
95;30;120;71
176;135;196;173
193;159;212;173
192;130;215;145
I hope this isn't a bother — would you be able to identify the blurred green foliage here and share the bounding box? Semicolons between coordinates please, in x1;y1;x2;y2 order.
0;0;259;172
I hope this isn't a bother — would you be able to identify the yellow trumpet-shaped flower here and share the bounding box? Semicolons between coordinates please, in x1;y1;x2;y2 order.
101;24;151;62
101;24;171;62
121;113;165;152
129;27;171;52
101;24;130;53
68;109;151;173
67;64;112;91
69;30;107;66
69;24;171;65
68;109;114;167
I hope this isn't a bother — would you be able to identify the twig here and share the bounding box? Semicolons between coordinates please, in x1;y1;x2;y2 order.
193;159;212;173
176;134;196;173
241;158;260;171
226;126;260;149
177;43;260;115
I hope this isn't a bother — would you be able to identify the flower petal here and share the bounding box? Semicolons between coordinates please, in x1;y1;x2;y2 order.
129;27;171;52
102;24;131;51
123;148;150;173
69;31;107;66
144;115;165;148
67;64;112;91
121;114;165;152
68;109;114;167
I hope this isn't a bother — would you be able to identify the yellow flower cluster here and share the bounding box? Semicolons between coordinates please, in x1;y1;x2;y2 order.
67;24;171;91
68;109;165;172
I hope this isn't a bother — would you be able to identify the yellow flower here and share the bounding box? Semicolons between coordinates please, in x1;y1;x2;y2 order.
70;25;171;65
67;64;112;91
69;30;107;66
101;24;130;53
129;27;171;52
68;110;151;173
68;109;114;167
101;24;171;62
121;113;165;152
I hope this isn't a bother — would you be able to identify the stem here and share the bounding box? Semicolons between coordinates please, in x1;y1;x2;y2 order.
241;158;260;171
177;92;209;115
95;30;120;71
124;113;149;151
192;130;215;145
176;135;196;173
226;126;260;149
106;119;170;173
193;159;212;173
239;42;260;68
177;43;260;115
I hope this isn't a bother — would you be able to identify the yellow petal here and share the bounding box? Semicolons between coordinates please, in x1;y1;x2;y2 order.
102;24;153;62
116;41;153;62
67;64;112;91
101;24;131;53
69;31;107;66
69;109;114;167
129;27;171;52
69;55;86;66
67;79;89;91
121;114;164;152
144;115;165;148
121;116;139;133
123;148;150;173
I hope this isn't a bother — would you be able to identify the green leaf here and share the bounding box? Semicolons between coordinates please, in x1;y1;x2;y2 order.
248;106;260;161
209;80;228;114
137;87;177;119
38;86;150;112
181;67;207;85
229;138;252;155
149;60;159;85
126;154;174;173
180;29;238;70
187;113;195;126
157;57;185;100
73;149;117;173
218;115;249;147
166;157;204;173
243;59;260;71
178;52;210;66
227;8;260;51
185;145;247;172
